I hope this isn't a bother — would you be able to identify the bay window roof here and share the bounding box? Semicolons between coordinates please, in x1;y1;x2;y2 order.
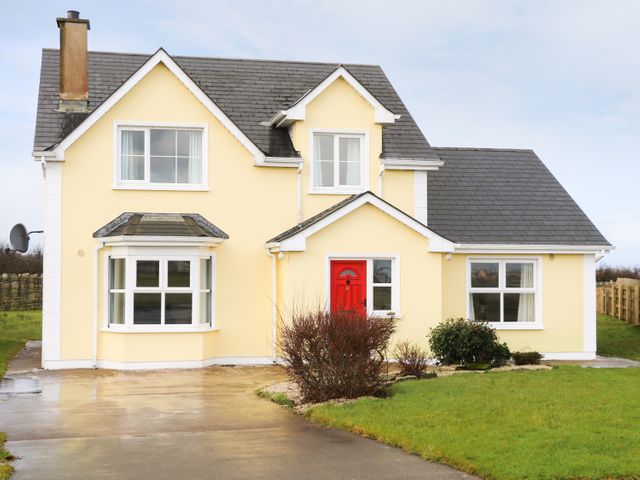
93;212;228;239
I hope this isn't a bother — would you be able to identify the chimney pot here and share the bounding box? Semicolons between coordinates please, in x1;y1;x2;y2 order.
56;11;90;112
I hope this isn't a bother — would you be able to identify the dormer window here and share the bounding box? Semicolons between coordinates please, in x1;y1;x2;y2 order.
311;131;367;194
116;125;207;190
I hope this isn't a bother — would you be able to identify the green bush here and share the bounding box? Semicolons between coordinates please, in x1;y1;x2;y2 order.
428;318;511;367
512;351;542;365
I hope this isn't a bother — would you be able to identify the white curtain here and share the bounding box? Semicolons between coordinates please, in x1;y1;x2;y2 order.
188;130;202;183
121;130;136;180
469;293;476;320
517;264;535;322
340;137;361;185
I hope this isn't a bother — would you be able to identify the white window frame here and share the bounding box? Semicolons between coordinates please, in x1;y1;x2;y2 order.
309;129;369;194
113;122;208;191
325;253;400;318
104;250;216;332
466;257;543;330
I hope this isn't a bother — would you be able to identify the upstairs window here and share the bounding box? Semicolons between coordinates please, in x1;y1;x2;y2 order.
312;132;365;193
117;126;205;189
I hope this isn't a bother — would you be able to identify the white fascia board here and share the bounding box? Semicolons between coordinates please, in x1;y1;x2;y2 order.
274;66;397;126
274;193;455;252
49;49;263;162
255;156;304;168
381;158;444;171
453;244;614;254
100;235;224;247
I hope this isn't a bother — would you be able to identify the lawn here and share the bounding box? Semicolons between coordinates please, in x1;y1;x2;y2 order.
0;310;41;377
597;314;640;361
310;366;640;479
0;310;41;479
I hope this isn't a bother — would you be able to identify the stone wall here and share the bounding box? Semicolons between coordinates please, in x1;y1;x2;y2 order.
0;273;43;311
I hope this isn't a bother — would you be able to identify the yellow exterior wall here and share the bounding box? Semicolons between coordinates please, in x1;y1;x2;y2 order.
56;61;589;365
442;254;585;353
277;204;443;346
61;64;297;362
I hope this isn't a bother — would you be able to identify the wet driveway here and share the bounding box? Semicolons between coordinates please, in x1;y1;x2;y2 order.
1;343;475;479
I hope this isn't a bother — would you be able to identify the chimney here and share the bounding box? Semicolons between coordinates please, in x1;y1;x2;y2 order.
56;10;90;112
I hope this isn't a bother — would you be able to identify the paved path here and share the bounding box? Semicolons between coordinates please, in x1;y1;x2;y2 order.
1;344;475;479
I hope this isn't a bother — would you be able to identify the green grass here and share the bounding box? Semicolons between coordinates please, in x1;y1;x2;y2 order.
0;310;41;480
0;310;41;378
597;314;640;361
309;367;640;480
257;389;296;409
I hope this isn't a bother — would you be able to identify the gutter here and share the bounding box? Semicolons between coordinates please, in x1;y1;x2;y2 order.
92;241;105;368
267;251;277;363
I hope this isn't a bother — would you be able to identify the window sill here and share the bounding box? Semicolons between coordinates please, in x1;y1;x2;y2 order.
309;187;366;195
112;184;209;192
491;323;544;331
372;312;402;319
102;325;219;333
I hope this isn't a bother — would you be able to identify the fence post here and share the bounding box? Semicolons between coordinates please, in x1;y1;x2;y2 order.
635;286;640;325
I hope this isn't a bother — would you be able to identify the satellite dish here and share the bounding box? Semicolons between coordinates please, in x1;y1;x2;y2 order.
9;224;30;253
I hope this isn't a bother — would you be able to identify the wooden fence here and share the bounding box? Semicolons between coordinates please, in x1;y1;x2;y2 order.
597;280;640;325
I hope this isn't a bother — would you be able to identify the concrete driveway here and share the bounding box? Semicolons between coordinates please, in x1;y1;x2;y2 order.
1;343;475;479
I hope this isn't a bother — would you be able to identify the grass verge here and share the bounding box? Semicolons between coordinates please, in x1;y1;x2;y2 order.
256;389;295;409
309;366;640;480
597;314;640;361
0;310;41;479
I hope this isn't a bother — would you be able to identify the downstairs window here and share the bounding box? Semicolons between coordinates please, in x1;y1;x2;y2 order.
107;254;214;330
468;259;539;326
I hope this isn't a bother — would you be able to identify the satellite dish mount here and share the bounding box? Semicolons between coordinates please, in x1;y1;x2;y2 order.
8;224;43;254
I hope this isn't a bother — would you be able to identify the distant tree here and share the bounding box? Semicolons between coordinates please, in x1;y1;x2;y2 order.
596;264;640;283
0;241;43;274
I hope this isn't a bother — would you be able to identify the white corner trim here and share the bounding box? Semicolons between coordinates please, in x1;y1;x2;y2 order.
542;352;596;361
42;161;62;365
414;171;428;225
381;158;444;171
50;49;264;162
271;192;455;253
583;253;597;353
268;66;397;126
43;356;275;370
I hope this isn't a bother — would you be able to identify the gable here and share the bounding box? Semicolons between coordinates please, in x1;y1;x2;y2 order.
44;49;263;162
304;76;376;126
267;192;454;253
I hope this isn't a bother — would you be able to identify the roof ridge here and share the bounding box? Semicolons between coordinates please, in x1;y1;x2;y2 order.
432;146;535;153
41;47;382;68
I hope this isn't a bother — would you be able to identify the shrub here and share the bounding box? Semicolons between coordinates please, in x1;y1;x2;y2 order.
394;341;430;377
278;309;396;403
428;317;511;367
512;351;543;365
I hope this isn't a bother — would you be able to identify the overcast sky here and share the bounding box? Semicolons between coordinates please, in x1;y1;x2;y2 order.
1;1;638;264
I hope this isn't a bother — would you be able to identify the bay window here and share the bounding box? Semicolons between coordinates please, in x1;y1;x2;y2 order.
468;259;540;327
312;132;366;192
107;254;214;330
117;126;205;189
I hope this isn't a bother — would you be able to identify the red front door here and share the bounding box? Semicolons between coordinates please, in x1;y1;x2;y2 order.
330;260;367;317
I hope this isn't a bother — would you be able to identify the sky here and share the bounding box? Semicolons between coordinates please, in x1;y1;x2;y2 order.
0;0;638;264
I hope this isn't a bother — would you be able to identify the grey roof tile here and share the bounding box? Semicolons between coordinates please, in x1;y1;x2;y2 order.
93;212;229;239
427;148;610;246
34;49;434;160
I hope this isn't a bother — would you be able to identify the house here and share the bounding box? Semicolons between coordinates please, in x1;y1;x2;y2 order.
33;11;611;370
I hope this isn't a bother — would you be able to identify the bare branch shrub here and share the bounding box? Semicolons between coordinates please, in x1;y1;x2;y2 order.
393;341;430;377
278;309;396;403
